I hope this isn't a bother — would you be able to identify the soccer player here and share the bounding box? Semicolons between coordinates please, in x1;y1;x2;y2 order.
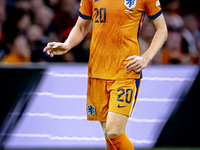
43;0;168;149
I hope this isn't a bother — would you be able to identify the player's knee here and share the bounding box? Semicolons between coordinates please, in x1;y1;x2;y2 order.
106;127;123;138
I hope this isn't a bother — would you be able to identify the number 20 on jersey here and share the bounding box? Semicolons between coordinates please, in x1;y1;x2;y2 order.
95;8;106;23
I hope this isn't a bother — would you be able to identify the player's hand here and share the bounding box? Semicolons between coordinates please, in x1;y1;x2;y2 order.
43;42;69;57
125;55;149;73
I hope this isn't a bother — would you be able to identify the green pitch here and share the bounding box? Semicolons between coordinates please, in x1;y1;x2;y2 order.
4;148;200;150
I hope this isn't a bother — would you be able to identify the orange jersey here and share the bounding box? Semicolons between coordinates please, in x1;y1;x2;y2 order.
79;0;162;79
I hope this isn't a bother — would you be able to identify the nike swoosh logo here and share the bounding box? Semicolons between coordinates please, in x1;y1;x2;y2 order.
118;105;127;108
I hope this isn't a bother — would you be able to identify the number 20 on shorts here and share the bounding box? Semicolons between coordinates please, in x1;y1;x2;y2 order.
117;89;133;104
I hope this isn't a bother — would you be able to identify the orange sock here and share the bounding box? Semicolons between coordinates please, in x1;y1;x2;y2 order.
106;138;117;150
106;132;134;150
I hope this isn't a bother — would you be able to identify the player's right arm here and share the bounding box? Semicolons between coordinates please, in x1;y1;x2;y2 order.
43;17;91;57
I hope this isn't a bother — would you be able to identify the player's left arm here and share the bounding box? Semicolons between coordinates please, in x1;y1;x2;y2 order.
125;14;168;72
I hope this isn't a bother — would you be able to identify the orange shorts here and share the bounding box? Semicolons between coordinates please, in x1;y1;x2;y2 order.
86;77;141;121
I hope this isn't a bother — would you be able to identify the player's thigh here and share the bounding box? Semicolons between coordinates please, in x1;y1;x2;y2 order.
106;111;129;138
100;112;128;138
100;121;107;138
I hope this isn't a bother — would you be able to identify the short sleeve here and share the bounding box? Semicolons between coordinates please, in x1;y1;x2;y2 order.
79;0;92;20
144;0;162;20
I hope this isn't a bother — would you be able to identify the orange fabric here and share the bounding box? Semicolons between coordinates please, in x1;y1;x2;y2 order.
1;53;30;63
107;132;134;150
106;139;116;150
161;49;170;64
79;0;161;79
87;78;141;121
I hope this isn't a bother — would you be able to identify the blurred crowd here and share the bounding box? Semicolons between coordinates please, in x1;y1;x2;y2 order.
140;0;200;64
0;0;90;63
0;0;200;64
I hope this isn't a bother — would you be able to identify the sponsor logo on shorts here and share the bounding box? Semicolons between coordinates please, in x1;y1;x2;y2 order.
87;104;96;116
118;104;127;108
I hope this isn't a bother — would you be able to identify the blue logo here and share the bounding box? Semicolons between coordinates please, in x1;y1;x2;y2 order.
87;104;96;116
118;105;127;108
95;0;99;2
124;0;137;9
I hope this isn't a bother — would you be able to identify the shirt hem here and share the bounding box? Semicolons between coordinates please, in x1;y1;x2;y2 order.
88;71;143;80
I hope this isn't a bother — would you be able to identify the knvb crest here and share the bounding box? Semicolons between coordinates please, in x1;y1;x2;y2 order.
87;104;96;116
124;0;137;9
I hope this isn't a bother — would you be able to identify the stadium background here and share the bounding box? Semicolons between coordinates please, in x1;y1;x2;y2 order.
0;0;200;150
